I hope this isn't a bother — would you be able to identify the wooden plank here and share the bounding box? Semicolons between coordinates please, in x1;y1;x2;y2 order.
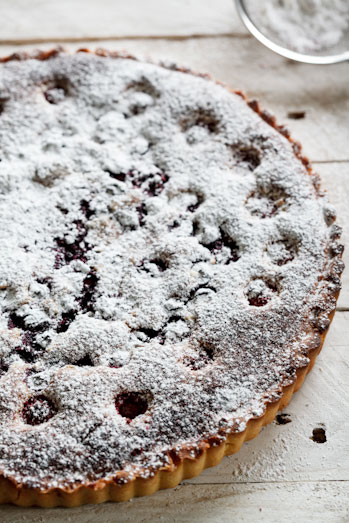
0;38;348;163
0;481;348;522
0;0;245;42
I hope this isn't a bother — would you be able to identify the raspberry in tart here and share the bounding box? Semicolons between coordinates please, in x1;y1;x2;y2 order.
0;49;343;507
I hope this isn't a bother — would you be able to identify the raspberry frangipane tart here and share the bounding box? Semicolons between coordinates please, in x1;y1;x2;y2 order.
0;49;343;507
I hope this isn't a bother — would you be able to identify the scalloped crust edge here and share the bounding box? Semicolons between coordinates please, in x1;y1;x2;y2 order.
0;305;336;507
0;47;344;507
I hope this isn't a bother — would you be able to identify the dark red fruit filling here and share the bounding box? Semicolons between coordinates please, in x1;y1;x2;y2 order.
55;201;95;269
248;296;271;307
8;313;48;362
128;171;145;189
22;395;58;425
146;173;169;197
75;354;94;366
14;347;35;364
54;220;90;268
130;171;169;197
79;270;98;313
106;170;127;182
57;270;98;332
136;316;188;345
80;199;94;220
168;315;182;323
9;200;97;354
11;316;43;335
201;346;215;361
107;169;169;198
8;312;26;331
130;447;144;457
0;362;8;376
22;331;44;357
187;202;200;213
115;392;148;422
136;203;148;227
138;327;165;345
57;310;77;333
247;278;278;307
203;227;239;264
24;367;38;384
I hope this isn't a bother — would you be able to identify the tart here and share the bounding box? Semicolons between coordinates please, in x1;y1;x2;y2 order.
0;48;343;507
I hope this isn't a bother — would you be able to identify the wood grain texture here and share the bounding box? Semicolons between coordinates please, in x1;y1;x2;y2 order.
1;482;348;523
0;0;245;42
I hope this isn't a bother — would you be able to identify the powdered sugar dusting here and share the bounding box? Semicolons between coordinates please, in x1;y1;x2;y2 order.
0;51;341;490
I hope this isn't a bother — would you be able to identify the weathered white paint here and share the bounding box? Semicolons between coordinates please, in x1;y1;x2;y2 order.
1;0;245;42
1;481;348;522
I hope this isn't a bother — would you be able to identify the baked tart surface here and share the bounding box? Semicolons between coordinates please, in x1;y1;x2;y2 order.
0;50;343;506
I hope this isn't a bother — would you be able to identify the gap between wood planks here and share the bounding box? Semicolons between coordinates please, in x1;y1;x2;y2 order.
0;33;251;46
184;480;349;485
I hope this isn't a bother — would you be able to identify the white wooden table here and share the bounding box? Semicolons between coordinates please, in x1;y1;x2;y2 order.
1;2;348;522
